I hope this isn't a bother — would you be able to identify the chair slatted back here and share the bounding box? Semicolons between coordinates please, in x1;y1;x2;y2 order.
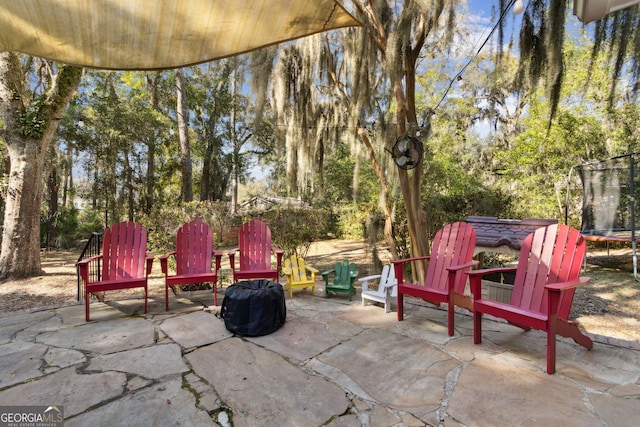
175;219;213;276
512;224;586;319
375;265;397;296
424;221;476;293
238;220;273;272
102;221;147;281
294;256;310;283
332;259;356;286
284;255;308;284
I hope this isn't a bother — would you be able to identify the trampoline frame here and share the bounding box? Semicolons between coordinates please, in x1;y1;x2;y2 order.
564;152;640;282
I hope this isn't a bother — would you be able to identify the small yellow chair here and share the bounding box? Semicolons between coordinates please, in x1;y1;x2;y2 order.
282;255;318;298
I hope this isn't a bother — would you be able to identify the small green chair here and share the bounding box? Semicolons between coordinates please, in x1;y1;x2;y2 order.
322;259;358;300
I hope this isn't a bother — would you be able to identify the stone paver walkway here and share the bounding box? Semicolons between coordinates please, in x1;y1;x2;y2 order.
1;287;639;426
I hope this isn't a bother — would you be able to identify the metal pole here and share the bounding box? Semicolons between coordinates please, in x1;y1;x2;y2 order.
565;165;577;226
631;154;639;282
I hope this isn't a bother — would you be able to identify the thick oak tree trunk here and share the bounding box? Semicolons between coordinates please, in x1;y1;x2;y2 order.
0;138;47;277
0;53;82;280
176;68;193;203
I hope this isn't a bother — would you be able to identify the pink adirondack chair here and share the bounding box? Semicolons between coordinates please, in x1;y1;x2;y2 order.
391;222;478;336
228;220;284;282
159;219;223;311
467;224;593;374
77;221;154;322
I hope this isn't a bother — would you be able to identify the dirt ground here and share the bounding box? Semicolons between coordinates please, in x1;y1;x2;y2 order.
0;239;638;344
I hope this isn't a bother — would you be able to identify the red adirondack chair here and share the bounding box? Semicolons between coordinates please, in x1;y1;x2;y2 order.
391;222;478;336
159;219;223;311
77;221;153;322
467;224;593;374
228;220;284;282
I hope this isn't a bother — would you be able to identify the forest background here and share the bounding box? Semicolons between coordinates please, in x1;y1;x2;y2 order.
1;1;640;281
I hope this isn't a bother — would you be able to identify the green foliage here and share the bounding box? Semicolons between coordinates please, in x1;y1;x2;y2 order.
140;200;232;256
388;198;411;260
18;99;47;139
331;204;370;240
246;208;330;258
421;154;513;235
323;142;355;202
40;206;80;249
76;209;104;237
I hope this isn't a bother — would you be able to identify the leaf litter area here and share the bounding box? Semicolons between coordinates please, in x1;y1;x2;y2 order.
0;241;638;344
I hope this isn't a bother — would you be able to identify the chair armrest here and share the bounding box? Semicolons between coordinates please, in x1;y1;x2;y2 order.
306;266;320;274
384;283;396;296
467;266;518;298
545;276;591;292
158;252;176;261
282;267;293;276
391;255;432;285
213;250;223;271
321;269;335;285
227;248;239;270
159;251;177;275
274;249;284;275
447;260;479;272
358;274;381;292
145;254;154;276
77;254;102;283
77;254;102;267
546;277;591;316
390;255;432;266
358;274;382;283
384;278;398;289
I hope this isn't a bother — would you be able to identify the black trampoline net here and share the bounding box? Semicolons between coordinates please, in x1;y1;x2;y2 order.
567;153;640;238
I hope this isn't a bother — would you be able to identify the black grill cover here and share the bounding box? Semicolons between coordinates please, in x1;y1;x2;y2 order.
221;280;286;336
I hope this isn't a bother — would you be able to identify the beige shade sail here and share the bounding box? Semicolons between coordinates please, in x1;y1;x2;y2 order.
0;0;361;70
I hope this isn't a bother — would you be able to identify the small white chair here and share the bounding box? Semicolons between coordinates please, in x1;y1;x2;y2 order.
359;264;397;313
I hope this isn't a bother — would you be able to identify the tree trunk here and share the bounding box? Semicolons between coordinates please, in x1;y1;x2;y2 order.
0;138;48;277
176;68;193;202
45;152;59;247
124;151;134;221
393;72;430;281
201;102;220;201
0;54;82;279
229;70;241;213
62;143;72;208
357;126;398;259
145;72;160;215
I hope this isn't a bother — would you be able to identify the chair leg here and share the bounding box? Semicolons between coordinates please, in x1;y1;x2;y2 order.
547;319;557;374
213;283;218;306
85;286;90;322
165;284;169;311
144;286;148;314
555;318;593;350
397;293;404;321
473;311;483;344
447;302;455;336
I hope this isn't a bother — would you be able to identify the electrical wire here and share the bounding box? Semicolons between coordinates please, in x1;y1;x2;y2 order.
432;0;518;111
